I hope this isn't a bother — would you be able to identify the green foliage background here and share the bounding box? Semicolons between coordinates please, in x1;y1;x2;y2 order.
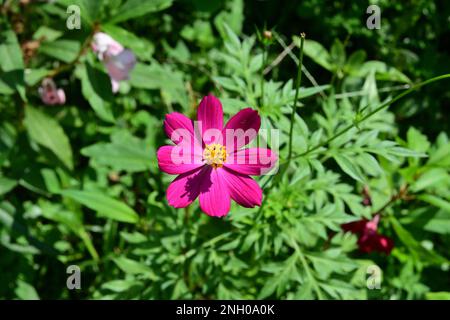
0;0;449;300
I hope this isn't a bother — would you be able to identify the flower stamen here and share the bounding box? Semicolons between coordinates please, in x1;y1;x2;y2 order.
203;143;227;169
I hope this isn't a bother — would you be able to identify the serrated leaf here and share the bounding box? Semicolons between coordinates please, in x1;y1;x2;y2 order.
334;154;365;183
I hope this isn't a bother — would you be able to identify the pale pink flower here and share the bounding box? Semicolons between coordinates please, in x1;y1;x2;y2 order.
91;32;136;93
38;78;66;105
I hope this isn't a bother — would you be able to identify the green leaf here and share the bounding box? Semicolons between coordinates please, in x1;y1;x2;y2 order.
60;189;139;224
39;201;99;260
0;29;25;100
298;38;332;71
81;131;152;172
402;208;450;235
417;194;450;213
39;40;80;63
15;280;39;300
24;69;49;86
411;168;448;192
307;250;356;279
101;24;154;61
426;292;450;300
78;63;115;122
110;0;173;23
24;106;73;170
0;176;17;195
390;216;448;265
113;257;157;279
0;29;24;71
356;61;411;83
344;50;367;73
102;280;141;292
334;154;365;183
407;127;430;153
330;39;346;68
130;62;188;109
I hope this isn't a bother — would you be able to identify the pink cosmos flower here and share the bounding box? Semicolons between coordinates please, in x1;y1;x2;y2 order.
342;214;394;254
91;32;136;93
38;78;66;105
157;95;278;217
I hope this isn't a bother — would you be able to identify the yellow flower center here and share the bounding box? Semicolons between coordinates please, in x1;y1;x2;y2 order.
203;143;227;169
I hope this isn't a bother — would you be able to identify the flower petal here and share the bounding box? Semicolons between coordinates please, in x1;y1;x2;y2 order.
341;220;368;235
166;167;208;208
221;167;262;207
92;32;123;58
225;148;278;175
111;79;120;93
56;89;66;104
164;112;202;148
157;145;203;175
199;167;230;217
105;49;136;82
223;108;261;150
373;234;394;255
197;95;223;144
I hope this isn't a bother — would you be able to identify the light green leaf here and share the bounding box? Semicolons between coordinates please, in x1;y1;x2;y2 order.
60;189;139;224
411;168;448;192
297;38;332;71
24;106;73;170
407;127;430;153
15;280;39;300
102;280;141;292
418;194;450;213
0;29;25;100
0;29;24;71
390;216;448;265
0;176;17;195
426;292;450;300
113;257;157;279
110;0;173;23
101;24;154;61
334;154;365;183
81;131;152;172
39;40;80;63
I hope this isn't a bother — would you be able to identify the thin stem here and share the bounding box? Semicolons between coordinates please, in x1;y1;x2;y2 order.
288;232;323;299
46;25;98;78
287;33;306;166
292;74;450;160
274;33;325;98
260;44;267;108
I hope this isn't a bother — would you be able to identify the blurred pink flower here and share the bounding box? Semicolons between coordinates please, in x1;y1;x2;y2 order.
342;214;394;254
157;95;278;217
38;78;66;105
91;32;136;93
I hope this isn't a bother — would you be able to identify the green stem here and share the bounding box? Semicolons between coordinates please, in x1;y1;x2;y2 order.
260;45;267;108
287;33;306;166
292;73;450;160
46;24;98;78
